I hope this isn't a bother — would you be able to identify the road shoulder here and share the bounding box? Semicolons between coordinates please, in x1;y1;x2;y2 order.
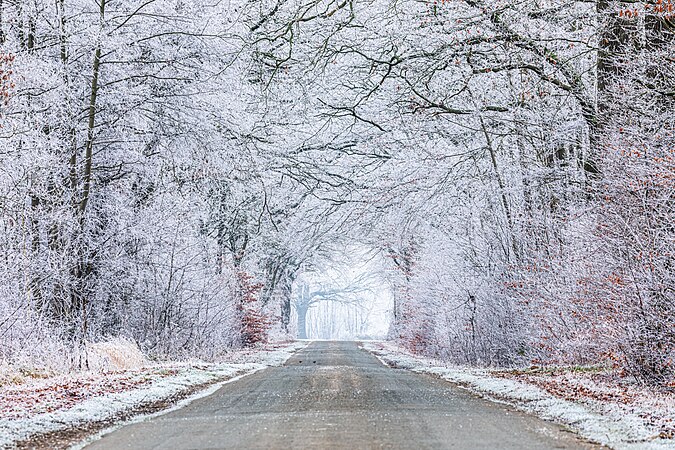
0;342;307;449
360;340;674;450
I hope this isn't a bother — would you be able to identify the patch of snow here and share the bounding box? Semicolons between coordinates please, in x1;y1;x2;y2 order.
360;341;673;450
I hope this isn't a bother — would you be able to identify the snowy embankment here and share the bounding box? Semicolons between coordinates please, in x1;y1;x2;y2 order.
0;341;306;449
360;341;675;450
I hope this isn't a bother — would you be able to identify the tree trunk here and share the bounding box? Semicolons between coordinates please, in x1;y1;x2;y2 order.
0;0;4;44
56;0;79;203
29;191;42;308
70;0;106;363
297;303;308;339
78;0;105;225
596;0;636;132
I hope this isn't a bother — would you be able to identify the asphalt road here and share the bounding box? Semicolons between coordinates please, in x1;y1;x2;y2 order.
83;341;599;449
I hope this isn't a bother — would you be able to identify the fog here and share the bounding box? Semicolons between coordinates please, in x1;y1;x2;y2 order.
291;246;394;340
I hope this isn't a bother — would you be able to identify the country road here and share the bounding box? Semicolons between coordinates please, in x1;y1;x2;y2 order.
83;341;600;449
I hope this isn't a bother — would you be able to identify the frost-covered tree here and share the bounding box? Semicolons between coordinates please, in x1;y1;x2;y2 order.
1;0;673;385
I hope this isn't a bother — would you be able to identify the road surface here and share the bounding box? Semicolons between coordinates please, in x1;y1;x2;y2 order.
84;341;599;449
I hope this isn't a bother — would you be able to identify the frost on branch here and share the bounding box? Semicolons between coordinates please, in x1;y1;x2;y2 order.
0;0;673;390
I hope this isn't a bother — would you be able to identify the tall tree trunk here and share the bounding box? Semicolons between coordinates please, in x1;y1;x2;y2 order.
29;190;42;309
586;0;637;177
71;0;106;367
596;0;636;133
78;0;105;225
280;272;295;333
277;262;299;333
22;6;43;310
478;114;518;262
0;0;5;44
644;5;674;114
56;0;79;202
297;303;308;339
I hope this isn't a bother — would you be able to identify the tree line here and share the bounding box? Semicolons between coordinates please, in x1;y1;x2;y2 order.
0;0;673;385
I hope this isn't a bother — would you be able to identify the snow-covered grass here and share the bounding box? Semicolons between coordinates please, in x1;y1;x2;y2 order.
360;340;675;450
0;341;307;449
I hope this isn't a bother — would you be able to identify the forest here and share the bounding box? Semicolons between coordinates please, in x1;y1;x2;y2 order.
0;0;673;388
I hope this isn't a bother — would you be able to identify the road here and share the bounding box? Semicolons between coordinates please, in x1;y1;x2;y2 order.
84;341;599;449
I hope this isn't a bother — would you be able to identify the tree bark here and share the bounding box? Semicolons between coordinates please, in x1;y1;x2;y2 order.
70;0;106;362
0;0;5;44
78;0;106;225
297;303;308;339
596;0;636;133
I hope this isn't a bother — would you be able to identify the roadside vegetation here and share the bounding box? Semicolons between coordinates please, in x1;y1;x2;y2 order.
0;0;672;408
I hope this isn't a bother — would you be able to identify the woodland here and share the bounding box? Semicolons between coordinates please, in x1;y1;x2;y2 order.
0;0;673;386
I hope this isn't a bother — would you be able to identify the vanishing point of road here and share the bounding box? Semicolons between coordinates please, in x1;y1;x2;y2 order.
84;341;601;449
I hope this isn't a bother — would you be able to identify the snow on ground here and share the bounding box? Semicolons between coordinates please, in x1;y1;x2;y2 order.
360;340;675;450
0;341;307;448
